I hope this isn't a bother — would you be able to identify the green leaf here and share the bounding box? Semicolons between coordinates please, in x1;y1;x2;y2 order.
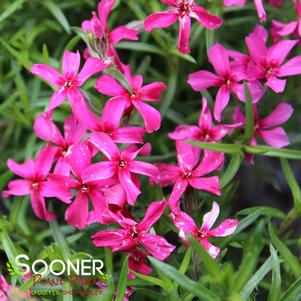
160;72;177;118
268;245;281;301
188;141;243;154
115;256;128;301
220;153;243;188
188;236;221;280
244;82;254;142
43;0;70;33
168;48;197;63
0;230;18;260
268;223;301;278
0;0;25;24
240;256;273;299
179;247;192;275
116;42;166;56
132;272;168;290
280;276;301;301
49;220;71;260
148;256;220;301
280;158;301;213
233;221;264;291
238;207;285;219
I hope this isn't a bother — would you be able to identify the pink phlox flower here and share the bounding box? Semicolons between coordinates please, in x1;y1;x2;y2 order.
75;96;145;144
2;144;61;221
92;200;176;260
169;97;242;142
82;133;158;205
81;0;138;67
188;43;263;121
224;0;266;22
128;249;153;279
152;141;224;214
34;114;86;176
95;65;166;133
271;0;301;43
170;201;238;258
31;50;107;119
233;102;293;149
144;0;223;53
97;282;133;301
46;142;117;229
245;25;301;93
0;276;11;301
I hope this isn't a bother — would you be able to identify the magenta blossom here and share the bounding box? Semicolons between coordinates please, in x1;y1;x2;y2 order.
2;144;64;221
170;202;238;258
128;249;152;279
34;114;86;175
82;133;158;205
169;97;241;142
0;275;11;301
234;102;293;148
269;0;283;6
95;66;166;133
144;0;222;53
188;43;263;121
153;141;224;214
75;96;145;144
31;50;107;119
92;200;175;260
224;0;266;22
46;142;117;229
271;1;301;43
81;0;138;67
245;25;301;93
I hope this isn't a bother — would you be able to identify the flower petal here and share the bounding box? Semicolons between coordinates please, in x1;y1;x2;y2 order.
30;191;55;221
200;201;220;232
210;219;238;237
169;211;197;233
168;125;200;141
101;96;127;128
278;56;301;77
254;0;266;22
190;6;223;29
199;97;213;130
64;115;86;144
144;10;178;32
113;127;145;144
257;127;290;148
31;64;61;86
178;15;191;54
139;233;175;260
189;176;221;196
81;162;116;183
88;132;120;160
65;192;89;229
92;229;130;249
214;86;231;122
265;76;286;93
133;100;161;133
34;114;64;146
208;43;230;77
109;26;138;44
176;141;201;172
34;144;57;180
200;239;220;259
62;50;80;77
2;180;31;198
7;159;35;179
245;34;267;64
95;75;127;96
48;90;66;111
152;163;180;186
77;57;107;85
193;151;224;177
129;160;159;178
260;103;293;128
168;180;188;214
267;40;297;66
98;0;115;29
139;82;167;101
188;70;221;91
118;169;141;205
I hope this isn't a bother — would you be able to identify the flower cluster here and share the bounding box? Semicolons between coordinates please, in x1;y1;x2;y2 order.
3;0;299;299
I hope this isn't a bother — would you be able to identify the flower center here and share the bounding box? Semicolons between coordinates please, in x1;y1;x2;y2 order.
31;182;39;190
119;160;126;168
198;231;206;238
184;172;192;179
266;68;274;75
226;79;231;87
131;227;139;239
81;185;89;193
64;81;73;88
